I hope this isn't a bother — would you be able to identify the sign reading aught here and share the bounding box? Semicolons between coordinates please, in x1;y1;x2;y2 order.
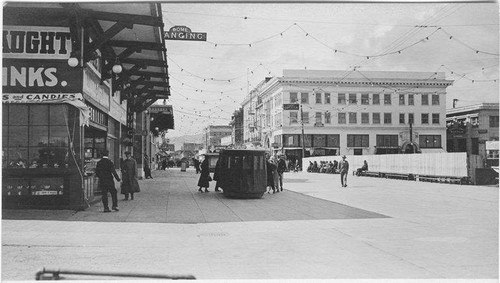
164;26;206;41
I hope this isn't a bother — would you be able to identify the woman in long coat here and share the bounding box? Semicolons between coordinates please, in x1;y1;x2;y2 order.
121;151;140;200
197;157;210;192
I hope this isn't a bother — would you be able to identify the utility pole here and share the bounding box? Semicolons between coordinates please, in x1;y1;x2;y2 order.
300;102;305;165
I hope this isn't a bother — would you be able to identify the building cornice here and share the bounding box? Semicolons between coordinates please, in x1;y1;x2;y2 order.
279;77;453;88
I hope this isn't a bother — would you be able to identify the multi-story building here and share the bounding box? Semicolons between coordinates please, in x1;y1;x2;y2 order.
229;108;244;147
241;70;453;162
202;125;233;150
446;103;499;166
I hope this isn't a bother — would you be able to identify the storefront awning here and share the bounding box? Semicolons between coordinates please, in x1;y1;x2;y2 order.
21;3;170;113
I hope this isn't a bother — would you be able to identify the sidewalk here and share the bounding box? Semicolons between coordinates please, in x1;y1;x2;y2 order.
2;168;498;280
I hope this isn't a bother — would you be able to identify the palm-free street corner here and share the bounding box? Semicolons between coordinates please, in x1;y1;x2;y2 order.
2;168;498;280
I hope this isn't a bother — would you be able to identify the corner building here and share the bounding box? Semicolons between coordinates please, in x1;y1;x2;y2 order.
242;70;453;162
2;3;169;209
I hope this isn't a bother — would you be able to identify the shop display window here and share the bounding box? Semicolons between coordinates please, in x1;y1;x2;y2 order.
2;104;70;169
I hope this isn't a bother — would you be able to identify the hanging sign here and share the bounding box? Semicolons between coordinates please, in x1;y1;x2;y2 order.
164;26;207;41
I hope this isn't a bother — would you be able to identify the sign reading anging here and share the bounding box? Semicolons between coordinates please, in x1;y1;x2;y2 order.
164;26;206;41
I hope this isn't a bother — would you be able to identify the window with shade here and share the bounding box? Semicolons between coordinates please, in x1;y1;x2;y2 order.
338;93;346;104
324;93;331;104
301;93;309;104
338;113;346;124
315;93;322;104
347;135;369;147
290;92;298;103
420;135;442;148
372;94;380;105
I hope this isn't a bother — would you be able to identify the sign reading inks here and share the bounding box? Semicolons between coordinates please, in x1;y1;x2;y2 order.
164;26;207;41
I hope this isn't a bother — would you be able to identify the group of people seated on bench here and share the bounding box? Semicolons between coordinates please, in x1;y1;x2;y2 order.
307;159;369;176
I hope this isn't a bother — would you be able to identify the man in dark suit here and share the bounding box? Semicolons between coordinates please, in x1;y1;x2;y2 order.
95;150;121;212
277;155;287;191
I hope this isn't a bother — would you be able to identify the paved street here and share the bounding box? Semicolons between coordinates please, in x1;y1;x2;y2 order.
2;168;498;281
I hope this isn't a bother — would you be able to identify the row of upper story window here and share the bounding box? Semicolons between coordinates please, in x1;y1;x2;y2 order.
284;92;441;106
288;112;441;125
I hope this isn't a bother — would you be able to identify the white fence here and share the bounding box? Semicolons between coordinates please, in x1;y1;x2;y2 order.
303;152;468;177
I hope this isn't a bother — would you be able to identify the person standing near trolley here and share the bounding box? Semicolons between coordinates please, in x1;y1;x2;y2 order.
339;155;349;188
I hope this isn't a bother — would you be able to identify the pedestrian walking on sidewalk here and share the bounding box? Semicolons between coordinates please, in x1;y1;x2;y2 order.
277;155;287;191
197;157;211;192
144;154;153;179
95;150;121;212
213;157;223;192
339;155;349;187
266;157;277;193
121;151;140;200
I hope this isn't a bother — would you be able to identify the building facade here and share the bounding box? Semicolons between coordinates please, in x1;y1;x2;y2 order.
202;125;233;150
446;103;499;166
241;70;453;163
2;3;169;209
229;108;244;148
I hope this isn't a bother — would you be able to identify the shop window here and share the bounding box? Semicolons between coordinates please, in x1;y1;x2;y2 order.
9;105;28;125
347;135;369;147
29;126;49;146
30;105;49;125
284;134;300;147
376;135;398;147
373;113;380;124
2;106;8;125
303;135;312;147
313;135;326;147
372;94;380;105
419;135;441;148
327;135;340;147
2;104;70;169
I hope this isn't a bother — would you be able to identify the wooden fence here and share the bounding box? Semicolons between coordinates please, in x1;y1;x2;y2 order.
303;152;468;177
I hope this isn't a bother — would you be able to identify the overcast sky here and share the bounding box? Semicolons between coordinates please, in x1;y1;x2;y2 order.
160;2;499;138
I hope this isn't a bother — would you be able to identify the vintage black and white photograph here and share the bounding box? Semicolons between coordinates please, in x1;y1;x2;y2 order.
1;0;499;281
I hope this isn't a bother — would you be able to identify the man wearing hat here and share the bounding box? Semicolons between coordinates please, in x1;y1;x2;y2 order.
95;150;121;212
338;155;349;187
